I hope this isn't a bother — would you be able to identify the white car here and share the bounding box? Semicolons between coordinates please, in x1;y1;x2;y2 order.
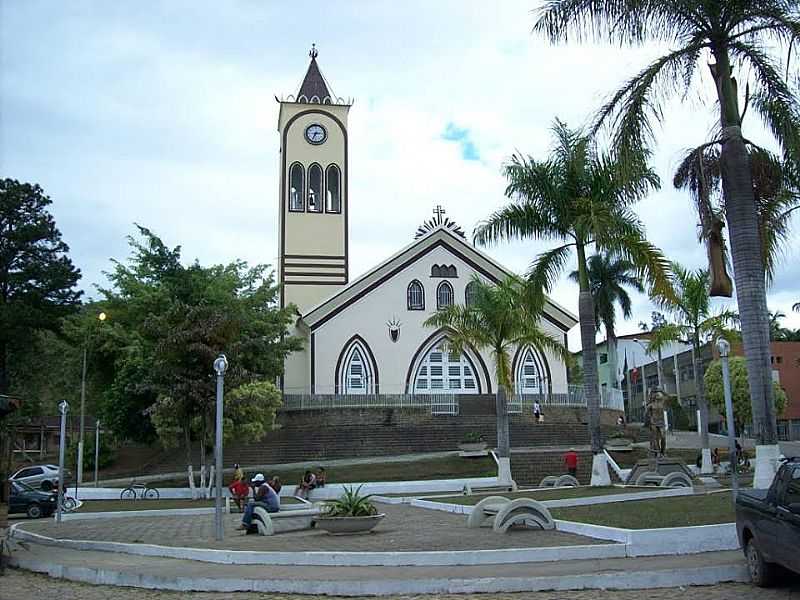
10;464;66;491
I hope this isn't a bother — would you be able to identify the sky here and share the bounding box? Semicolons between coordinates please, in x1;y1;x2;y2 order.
2;0;799;349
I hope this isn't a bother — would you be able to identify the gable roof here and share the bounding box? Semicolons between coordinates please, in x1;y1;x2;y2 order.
300;226;578;333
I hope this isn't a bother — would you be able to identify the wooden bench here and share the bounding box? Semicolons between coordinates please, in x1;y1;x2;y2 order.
466;496;555;533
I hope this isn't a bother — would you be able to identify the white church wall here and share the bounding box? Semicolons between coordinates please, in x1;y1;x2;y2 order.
307;245;570;395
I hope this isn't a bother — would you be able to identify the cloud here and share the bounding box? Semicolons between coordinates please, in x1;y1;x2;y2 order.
441;122;481;161
1;0;797;347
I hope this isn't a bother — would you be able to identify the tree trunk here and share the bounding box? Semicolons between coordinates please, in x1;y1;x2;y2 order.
656;348;665;390
579;291;601;453
0;339;8;395
607;335;619;389
693;343;710;451
495;385;510;458
712;47;776;447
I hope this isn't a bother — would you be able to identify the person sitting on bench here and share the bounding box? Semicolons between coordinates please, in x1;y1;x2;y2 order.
238;473;280;531
294;470;317;499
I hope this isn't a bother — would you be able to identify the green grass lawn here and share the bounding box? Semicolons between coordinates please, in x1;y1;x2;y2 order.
551;491;735;528
429;486;665;506
155;455;497;488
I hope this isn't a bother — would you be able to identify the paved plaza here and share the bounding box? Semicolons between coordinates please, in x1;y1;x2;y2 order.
2;569;799;600
16;503;601;551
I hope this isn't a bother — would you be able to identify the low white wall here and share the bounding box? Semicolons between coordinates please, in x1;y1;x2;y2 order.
555;520;740;555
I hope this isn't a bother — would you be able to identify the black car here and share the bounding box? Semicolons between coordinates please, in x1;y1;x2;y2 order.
736;457;800;586
9;480;58;519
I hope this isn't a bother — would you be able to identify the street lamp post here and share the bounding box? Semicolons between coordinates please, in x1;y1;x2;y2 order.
56;400;69;524
213;353;229;541
94;419;101;488
716;337;738;502
78;311;107;488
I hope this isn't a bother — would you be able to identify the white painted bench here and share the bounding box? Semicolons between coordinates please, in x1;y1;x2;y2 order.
466;496;555;533
462;481;517;496
538;474;579;488
251;504;321;536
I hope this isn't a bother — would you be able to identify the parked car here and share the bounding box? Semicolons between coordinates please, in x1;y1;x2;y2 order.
9;464;66;491
9;480;58;519
736;457;800;586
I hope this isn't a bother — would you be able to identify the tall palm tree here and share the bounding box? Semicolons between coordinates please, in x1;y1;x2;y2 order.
534;0;800;474
424;276;569;483
569;252;644;393
648;263;736;472
474;120;670;484
794;302;800;312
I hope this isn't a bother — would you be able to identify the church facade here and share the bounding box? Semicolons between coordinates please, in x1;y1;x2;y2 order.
277;50;577;397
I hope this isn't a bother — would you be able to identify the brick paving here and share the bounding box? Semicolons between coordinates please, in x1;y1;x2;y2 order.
2;569;800;600
17;503;602;551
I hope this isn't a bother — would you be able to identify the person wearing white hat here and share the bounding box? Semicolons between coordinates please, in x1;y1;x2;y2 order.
238;473;280;531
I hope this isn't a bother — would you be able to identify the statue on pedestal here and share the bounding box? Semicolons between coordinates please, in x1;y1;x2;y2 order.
645;388;667;457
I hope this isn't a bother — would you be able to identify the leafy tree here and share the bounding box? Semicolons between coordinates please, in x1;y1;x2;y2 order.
569;252;643;392
769;310;787;341
474;120;669;464
705;357;787;434
0;179;81;394
99;227;301;467
424;276;569;481
534;1;800;447
648;263;736;463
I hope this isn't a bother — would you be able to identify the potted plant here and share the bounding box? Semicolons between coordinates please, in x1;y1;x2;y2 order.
459;431;488;455
314;486;385;535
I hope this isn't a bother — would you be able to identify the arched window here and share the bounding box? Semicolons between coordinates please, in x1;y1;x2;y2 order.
436;281;453;309
308;163;323;212
465;281;479;307
431;265;442;277
413;339;478;394
326;164;341;213
407;280;424;310
338;339;376;394
289;163;304;211
515;347;543;394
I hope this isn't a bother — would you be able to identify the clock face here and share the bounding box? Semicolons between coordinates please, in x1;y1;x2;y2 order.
305;124;327;145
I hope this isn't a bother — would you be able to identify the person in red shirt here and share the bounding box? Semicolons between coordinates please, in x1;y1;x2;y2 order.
564;448;578;478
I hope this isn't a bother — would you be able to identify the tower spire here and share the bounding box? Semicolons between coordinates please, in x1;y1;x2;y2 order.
297;43;331;103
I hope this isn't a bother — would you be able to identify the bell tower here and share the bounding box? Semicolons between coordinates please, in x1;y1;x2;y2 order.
277;45;351;314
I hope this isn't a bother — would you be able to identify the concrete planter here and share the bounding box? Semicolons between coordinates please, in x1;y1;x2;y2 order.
459;441;487;452
314;513;385;535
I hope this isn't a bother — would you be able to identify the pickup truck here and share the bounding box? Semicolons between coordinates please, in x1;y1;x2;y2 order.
736;457;800;586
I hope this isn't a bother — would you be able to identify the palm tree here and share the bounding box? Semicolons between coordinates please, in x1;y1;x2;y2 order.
474;120;670;484
569;252;644;394
648;263;736;473
424;276;569;483
769;310;788;341
534;0;800;467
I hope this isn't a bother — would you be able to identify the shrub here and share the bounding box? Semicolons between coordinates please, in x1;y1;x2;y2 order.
323;485;377;517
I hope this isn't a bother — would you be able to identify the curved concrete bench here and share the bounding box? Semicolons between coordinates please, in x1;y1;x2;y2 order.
466;496;555;533
538;476;559;488
252;505;321;536
660;472;693;488
554;475;579;487
635;471;664;486
492;499;555;533
466;496;510;529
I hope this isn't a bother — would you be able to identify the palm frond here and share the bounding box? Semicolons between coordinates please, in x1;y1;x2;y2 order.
527;244;573;294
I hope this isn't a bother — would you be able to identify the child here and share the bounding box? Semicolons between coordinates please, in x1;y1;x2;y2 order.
294;470;317;499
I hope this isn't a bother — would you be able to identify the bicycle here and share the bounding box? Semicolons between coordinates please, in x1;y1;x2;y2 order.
120;480;160;500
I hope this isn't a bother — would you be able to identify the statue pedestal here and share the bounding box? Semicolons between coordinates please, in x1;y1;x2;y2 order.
625;456;693;486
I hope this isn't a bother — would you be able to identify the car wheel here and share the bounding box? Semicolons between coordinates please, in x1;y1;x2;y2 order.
26;503;42;519
40;480;53;492
746;538;775;587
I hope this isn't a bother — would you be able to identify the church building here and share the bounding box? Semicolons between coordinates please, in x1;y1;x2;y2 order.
277;48;577;397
